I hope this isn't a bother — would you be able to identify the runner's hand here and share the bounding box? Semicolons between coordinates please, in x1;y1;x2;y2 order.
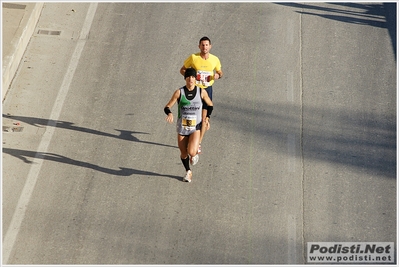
206;117;210;130
165;113;173;124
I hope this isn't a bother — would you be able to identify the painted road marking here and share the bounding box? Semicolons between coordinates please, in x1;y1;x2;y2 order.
2;3;98;264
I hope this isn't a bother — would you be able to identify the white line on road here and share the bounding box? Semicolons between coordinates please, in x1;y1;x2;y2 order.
2;3;98;264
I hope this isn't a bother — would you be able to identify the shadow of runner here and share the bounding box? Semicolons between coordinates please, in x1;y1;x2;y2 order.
3;148;182;180
3;114;177;148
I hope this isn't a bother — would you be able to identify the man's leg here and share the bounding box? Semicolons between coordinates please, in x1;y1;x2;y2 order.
199;86;212;150
199;109;209;145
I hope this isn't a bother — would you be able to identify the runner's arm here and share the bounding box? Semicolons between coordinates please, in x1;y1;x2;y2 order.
180;55;193;76
164;89;180;123
201;89;213;118
180;65;187;76
214;69;223;79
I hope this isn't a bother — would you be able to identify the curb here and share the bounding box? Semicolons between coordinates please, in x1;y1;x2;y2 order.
2;2;44;101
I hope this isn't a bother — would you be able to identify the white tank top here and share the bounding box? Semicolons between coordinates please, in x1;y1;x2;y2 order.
176;86;202;135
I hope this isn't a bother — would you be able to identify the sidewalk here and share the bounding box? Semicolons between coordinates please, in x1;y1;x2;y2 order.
2;2;44;101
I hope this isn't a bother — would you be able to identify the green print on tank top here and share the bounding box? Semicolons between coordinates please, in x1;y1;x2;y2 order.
178;94;191;118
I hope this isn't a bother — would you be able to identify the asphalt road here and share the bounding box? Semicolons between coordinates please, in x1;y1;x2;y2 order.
2;3;396;264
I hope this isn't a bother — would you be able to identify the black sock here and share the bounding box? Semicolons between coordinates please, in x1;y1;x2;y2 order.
181;156;190;171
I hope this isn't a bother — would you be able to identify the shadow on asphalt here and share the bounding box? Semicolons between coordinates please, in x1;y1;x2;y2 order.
276;2;397;60
3;91;396;180
2;114;177;148
2;114;180;179
2;147;182;180
214;95;396;179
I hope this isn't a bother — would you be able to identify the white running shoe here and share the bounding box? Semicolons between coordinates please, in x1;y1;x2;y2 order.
190;154;199;165
183;170;192;182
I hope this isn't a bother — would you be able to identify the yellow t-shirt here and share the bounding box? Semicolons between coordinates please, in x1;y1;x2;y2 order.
183;53;222;88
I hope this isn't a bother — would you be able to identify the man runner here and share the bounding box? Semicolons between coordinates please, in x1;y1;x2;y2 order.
180;36;223;154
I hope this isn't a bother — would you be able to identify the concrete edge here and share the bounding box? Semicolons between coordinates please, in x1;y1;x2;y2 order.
2;2;44;102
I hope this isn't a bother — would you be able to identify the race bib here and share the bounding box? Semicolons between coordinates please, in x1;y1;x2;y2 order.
196;70;213;87
182;115;196;130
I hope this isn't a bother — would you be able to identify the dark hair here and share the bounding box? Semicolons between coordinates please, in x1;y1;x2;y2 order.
199;36;211;45
184;68;197;79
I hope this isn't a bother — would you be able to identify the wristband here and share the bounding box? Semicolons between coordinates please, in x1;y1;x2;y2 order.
206;106;213;118
164;107;172;115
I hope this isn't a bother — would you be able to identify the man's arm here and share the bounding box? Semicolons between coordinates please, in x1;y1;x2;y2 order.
214;69;223;79
214;56;223;79
180;65;187;76
180;55;193;76
201;89;213;109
